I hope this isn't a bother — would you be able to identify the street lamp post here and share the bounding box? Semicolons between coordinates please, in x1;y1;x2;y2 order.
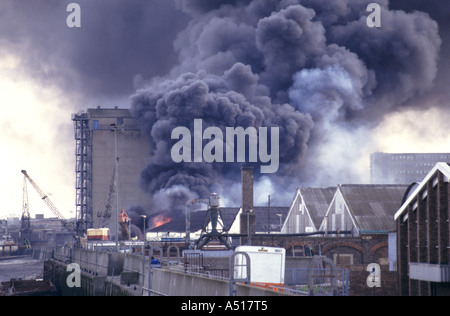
141;214;147;286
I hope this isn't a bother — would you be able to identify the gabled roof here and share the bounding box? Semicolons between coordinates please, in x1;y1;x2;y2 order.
395;162;450;220
338;184;409;233
298;187;336;229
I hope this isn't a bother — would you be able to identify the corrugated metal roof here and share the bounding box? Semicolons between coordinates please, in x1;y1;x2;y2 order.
299;187;336;228
339;184;409;232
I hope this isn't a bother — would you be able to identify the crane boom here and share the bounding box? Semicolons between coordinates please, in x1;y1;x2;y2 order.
21;170;77;239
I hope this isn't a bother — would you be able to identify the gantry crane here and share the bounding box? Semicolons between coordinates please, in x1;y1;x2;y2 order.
21;170;79;241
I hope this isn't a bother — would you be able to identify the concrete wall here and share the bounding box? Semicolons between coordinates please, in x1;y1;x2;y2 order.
123;253;146;284
32;247;54;261
150;268;290;297
71;248;124;276
44;260;136;296
47;247;294;296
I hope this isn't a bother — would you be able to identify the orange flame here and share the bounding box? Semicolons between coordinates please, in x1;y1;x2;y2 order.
152;215;172;228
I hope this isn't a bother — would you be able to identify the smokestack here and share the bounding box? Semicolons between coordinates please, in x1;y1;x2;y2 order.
240;166;256;245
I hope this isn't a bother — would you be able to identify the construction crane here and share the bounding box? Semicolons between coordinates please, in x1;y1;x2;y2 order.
21;170;78;241
97;165;116;228
20;174;32;247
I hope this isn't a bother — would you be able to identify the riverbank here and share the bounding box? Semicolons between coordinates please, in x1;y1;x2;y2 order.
0;256;45;283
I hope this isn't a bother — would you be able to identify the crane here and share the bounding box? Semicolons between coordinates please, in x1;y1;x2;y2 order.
97;165;116;228
21;170;78;241
20;174;32;247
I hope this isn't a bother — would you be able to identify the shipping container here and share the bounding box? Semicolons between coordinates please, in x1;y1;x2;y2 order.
87;228;110;241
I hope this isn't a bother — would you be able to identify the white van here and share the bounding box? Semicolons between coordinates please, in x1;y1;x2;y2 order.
234;246;285;289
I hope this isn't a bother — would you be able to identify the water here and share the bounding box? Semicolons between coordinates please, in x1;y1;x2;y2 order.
0;257;44;283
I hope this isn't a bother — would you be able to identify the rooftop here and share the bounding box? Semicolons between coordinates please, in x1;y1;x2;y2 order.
339;184;409;233
395;162;450;220
298;187;336;228
149;207;240;233
87;107;133;119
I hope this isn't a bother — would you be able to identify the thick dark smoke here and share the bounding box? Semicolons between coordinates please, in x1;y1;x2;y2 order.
130;0;443;217
1;1;446;219
132;66;313;216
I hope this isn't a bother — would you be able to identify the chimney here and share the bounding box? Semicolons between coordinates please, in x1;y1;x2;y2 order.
240;166;256;245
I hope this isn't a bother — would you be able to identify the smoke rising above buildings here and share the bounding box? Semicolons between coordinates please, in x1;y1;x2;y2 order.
0;1;448;220
130;0;443;217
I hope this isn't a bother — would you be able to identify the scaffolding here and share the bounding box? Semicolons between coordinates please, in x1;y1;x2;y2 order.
72;112;93;237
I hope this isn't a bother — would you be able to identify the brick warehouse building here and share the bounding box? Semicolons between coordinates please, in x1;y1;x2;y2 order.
395;163;450;296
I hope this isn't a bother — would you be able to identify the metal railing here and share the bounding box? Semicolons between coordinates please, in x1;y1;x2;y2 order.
51;246;350;296
285;268;349;296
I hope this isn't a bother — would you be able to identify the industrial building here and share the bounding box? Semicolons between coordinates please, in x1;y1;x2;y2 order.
63;109;449;296
3;214;74;248
319;184;408;237
282;187;336;234
274;185;407;267
72;107;152;238
281;185;408;238
148;205;290;245
148;166;289;247
370;152;450;184
395;162;450;296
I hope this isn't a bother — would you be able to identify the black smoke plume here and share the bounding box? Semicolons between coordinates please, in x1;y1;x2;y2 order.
1;0;444;219
131;0;443;217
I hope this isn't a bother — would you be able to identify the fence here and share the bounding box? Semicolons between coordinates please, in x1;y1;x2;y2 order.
183;250;231;279
285;268;349;296
184;251;350;296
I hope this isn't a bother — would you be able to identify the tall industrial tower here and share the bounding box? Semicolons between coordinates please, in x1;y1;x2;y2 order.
72;107;152;239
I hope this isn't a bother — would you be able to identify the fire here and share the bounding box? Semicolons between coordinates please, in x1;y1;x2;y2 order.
152;215;172;228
